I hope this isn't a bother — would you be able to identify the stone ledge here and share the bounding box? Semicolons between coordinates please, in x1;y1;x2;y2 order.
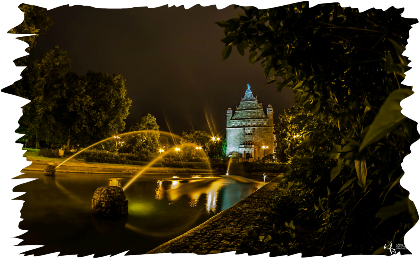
146;175;283;254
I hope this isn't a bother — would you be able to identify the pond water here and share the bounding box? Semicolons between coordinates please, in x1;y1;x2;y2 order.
14;171;265;257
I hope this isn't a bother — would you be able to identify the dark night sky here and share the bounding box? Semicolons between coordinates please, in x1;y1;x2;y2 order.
30;4;295;136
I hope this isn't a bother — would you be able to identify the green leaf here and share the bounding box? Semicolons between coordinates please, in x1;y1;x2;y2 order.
275;76;293;92
359;89;413;152
293;80;304;90
260;45;274;58
215;21;230;27
375;196;410;228
339;143;358;153
249;51;258;65
331;158;344;182
264;57;273;78
341;133;361;147
383;47;409;78
220;35;236;44
237;40;245;56
382;172;403;204
338;177;357;193
364;96;372;109
355;156;367;189
222;45;232;61
289;220;295;230
318;197;325;212
313;100;321;115
266;78;276;86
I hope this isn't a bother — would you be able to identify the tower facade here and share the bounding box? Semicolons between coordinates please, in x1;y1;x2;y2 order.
226;84;274;161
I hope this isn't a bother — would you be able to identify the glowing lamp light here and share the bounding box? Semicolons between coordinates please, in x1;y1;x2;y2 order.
175;148;181;152
217;137;220;141
212;137;215;141
159;149;164;153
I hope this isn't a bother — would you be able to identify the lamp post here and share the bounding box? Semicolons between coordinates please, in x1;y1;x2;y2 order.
195;146;201;160
262;145;268;157
212;136;220;159
113;135;121;150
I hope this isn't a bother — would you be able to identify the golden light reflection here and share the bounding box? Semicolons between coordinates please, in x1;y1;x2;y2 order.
155;180;164;200
168;180;181;201
171;180;180;189
188;192;201;207
205;181;223;213
128;202;155;216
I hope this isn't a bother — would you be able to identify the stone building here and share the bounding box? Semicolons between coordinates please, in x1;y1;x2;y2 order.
226;84;275;162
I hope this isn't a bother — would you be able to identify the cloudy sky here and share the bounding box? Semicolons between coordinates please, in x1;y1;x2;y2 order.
28;4;295;136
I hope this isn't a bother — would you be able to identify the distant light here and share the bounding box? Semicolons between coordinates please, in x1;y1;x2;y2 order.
175;148;180;152
217;138;220;141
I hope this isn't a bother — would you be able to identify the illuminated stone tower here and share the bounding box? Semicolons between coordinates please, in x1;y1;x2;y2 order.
226;84;274;161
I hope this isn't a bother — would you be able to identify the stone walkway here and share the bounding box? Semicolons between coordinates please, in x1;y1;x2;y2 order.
146;175;284;254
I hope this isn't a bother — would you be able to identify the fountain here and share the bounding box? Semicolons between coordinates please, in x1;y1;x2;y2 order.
226;155;234;175
122;142;210;191
91;178;128;218
44;164;56;176
49;131;212;218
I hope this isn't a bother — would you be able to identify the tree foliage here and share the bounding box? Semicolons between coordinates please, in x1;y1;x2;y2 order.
8;4;54;65
180;130;226;159
119;113;160;161
219;2;418;255
12;46;71;147
7;47;132;149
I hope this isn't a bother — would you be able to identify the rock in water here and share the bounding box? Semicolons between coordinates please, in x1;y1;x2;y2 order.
44;165;56;176
92;186;128;217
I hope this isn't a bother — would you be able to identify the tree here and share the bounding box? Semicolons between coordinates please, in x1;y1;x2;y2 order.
7;49;132;150
219;3;418;255
12;46;72;148
119;113;160;161
7;4;54;66
76;71;132;146
181;130;211;150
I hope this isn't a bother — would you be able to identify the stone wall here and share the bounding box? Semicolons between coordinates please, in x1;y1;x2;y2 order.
226;128;244;156
253;127;275;160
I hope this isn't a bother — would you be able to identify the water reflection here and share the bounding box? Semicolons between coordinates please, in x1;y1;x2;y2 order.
16;172;262;256
155;180;164;200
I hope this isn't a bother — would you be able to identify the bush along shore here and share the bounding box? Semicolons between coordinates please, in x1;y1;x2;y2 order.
31;148;287;172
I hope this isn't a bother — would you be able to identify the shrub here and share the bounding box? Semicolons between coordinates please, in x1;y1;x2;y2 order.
39;148;60;158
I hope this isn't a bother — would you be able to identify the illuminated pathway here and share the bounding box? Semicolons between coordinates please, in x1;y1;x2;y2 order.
146;175;284;254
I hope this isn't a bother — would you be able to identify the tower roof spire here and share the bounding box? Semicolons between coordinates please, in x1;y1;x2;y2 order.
243;83;256;100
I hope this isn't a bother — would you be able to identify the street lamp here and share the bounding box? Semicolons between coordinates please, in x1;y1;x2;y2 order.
262;145;268;157
194;146;202;160
113;135;121;149
175;147;181;152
